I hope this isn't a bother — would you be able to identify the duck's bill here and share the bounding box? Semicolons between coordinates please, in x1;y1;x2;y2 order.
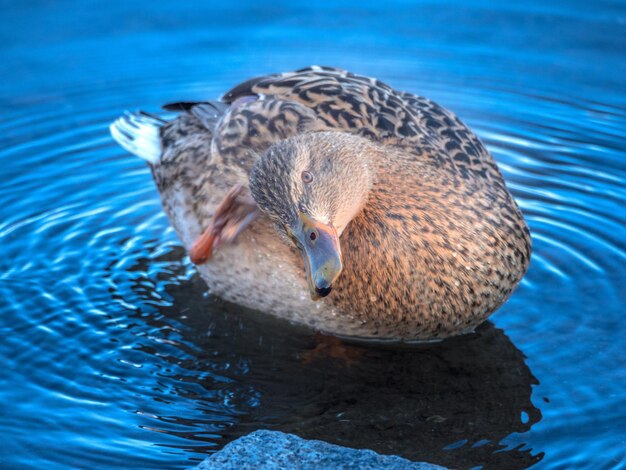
295;213;343;301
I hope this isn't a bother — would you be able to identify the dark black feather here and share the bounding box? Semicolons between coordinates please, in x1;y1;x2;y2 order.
221;74;279;103
162;101;203;112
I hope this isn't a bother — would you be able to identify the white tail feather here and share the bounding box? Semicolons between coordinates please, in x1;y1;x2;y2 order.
109;112;163;165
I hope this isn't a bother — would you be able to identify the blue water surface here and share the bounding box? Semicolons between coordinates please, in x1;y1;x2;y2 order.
1;1;625;468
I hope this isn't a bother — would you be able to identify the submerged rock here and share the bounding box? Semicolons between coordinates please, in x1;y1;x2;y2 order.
193;430;446;469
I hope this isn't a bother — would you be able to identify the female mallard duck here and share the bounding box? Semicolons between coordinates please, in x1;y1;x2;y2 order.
110;66;530;341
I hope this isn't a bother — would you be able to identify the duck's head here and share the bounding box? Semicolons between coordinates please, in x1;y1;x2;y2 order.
249;132;375;300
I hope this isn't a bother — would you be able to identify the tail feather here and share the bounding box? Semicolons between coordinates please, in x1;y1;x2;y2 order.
110;112;163;165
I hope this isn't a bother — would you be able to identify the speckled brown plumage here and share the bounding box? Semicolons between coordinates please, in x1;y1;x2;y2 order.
118;66;531;341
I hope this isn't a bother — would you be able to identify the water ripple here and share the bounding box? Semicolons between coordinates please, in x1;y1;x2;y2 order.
1;1;625;469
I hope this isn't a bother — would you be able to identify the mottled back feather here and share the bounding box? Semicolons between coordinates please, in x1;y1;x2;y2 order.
220;66;498;181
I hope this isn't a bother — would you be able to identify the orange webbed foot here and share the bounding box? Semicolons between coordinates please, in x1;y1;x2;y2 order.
189;184;258;264
300;332;366;367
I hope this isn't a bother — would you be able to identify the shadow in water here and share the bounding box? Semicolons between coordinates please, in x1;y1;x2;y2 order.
127;247;543;469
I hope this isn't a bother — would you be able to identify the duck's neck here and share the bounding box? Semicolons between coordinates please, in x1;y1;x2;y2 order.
332;157;376;237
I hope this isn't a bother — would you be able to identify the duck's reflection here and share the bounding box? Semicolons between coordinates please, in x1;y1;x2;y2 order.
251;326;543;469
128;248;543;469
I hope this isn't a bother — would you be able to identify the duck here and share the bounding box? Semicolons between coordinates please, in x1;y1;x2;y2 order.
110;66;531;342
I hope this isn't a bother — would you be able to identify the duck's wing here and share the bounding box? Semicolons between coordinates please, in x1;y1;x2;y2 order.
162;101;229;131
222;66;413;143
221;66;497;178
162;92;330;173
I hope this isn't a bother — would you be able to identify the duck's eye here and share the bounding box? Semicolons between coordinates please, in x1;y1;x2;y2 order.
301;171;313;184
309;231;317;241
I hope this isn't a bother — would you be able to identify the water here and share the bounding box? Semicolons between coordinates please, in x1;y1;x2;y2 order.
1;1;625;468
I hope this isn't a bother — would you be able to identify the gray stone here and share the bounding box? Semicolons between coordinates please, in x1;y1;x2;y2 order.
193;430;446;469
